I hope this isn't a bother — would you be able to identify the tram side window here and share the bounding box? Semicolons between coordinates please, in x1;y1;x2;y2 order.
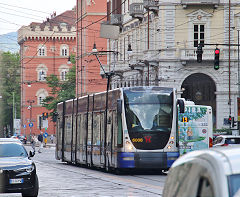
107;111;112;146
88;113;92;145
117;110;123;147
93;113;100;145
77;114;81;149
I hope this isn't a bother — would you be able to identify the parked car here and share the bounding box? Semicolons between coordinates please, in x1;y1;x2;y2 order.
17;135;27;144
0;138;39;197
213;135;240;147
163;146;240;197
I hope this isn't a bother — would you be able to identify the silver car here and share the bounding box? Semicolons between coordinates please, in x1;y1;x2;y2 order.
163;147;240;197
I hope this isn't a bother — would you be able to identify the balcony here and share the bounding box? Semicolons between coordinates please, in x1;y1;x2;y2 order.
143;0;159;11
110;14;123;26
181;0;220;8
130;3;144;20
180;48;223;64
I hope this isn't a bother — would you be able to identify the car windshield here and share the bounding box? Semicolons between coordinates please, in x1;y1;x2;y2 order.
228;174;240;197
0;143;28;157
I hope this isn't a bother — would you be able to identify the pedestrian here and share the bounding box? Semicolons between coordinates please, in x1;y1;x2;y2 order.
31;134;38;153
37;132;43;153
50;134;54;143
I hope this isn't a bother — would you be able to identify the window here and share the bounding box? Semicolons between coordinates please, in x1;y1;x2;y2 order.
36;64;47;81
60;45;69;56
39;97;44;105
38;45;46;56
58;65;69;81
61;70;67;81
36;89;48;105
194;24;204;47
38;70;46;81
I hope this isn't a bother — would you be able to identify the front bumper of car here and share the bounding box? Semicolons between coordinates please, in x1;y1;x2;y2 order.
0;165;37;193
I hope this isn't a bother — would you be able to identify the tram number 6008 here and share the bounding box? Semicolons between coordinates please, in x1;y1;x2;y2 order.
132;138;143;143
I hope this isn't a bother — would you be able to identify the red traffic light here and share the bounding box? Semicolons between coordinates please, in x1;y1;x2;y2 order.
215;49;220;54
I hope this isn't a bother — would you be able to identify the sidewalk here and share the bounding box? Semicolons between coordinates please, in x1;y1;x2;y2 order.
25;141;55;148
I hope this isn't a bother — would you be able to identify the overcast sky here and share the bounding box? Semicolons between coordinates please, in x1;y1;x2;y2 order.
0;0;76;35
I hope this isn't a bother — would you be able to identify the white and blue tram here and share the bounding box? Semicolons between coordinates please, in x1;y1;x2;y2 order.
56;86;184;171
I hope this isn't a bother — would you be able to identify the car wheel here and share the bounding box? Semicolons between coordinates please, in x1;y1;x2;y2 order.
22;174;39;197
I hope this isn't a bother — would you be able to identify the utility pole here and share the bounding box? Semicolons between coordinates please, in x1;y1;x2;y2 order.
13;92;15;135
27;100;34;139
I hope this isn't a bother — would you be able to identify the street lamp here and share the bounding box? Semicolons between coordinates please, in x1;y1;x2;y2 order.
27;99;34;139
67;56;71;65
127;44;133;56
92;43;116;169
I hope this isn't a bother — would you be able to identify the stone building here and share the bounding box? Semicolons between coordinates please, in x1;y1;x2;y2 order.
103;0;240;130
18;10;76;137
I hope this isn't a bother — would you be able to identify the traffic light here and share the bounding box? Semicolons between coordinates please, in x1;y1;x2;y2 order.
232;117;237;127
228;115;232;125
52;112;58;122
196;44;203;63
214;48;220;70
42;112;48;120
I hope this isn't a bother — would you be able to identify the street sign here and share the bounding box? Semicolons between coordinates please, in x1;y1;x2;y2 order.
14;119;21;130
29;123;33;128
42;120;48;129
43;132;48;138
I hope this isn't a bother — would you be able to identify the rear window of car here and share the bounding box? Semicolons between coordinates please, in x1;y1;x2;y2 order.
0;143;28;157
225;138;240;144
228;174;240;197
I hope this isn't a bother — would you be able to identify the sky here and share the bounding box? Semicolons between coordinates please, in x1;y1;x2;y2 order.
0;0;76;35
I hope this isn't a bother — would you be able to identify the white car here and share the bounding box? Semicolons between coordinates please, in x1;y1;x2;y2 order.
213;135;240;147
163;147;240;197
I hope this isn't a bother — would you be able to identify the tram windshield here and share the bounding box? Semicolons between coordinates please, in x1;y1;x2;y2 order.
123;89;173;150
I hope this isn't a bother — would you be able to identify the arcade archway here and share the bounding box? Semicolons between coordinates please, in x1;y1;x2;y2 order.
181;73;216;127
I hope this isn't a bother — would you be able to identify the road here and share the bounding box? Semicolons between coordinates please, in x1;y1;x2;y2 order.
3;145;167;197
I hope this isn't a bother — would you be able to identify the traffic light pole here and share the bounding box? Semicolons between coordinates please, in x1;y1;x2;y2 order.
198;42;240;130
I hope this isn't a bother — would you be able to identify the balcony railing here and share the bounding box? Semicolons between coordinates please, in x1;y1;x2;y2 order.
110;14;123;26
181;0;220;7
130;3;144;19
143;0;159;10
180;48;225;62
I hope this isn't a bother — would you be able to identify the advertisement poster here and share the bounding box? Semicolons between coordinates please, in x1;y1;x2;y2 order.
178;106;210;155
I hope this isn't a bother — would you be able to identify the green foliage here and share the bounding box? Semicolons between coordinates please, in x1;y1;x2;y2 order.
0;52;21;134
42;56;76;120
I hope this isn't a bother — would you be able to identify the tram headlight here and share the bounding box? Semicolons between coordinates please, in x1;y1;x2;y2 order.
125;141;134;151
170;136;174;140
167;145;172;149
169;141;174;144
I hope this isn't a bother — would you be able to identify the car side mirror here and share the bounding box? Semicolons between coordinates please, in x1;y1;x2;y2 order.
29;151;35;158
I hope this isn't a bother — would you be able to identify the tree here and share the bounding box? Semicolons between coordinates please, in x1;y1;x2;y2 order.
43;55;76;121
0;52;21;136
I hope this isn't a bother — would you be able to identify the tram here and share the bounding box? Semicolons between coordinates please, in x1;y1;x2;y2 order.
56;86;185;171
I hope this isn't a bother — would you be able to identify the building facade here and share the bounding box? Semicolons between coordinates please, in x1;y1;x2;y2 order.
76;0;108;97
104;0;240;130
18;10;76;137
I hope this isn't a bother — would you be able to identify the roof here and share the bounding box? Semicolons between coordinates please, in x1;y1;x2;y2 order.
30;10;76;31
